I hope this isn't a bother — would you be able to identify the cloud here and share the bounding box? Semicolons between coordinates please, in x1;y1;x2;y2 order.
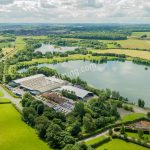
0;0;14;5
0;0;150;23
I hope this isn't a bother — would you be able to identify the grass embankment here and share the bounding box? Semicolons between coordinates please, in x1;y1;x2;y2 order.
96;139;149;150
0;104;52;150
90;49;150;60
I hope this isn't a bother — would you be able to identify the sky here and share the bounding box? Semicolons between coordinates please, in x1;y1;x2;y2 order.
0;0;150;23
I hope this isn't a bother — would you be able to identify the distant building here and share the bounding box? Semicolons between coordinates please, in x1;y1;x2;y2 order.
57;85;94;101
12;74;68;95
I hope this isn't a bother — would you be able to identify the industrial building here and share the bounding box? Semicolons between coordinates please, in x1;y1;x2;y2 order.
57;85;94;101
12;74;68;96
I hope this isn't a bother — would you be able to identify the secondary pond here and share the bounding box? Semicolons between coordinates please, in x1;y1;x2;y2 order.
19;60;150;106
35;44;78;54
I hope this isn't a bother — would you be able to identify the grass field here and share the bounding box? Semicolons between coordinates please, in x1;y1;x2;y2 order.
90;49;150;60
96;139;149;150
0;98;11;103
132;32;150;37
0;104;52;150
85;136;107;146
100;39;150;49
127;132;150;141
119;113;145;123
0;91;4;97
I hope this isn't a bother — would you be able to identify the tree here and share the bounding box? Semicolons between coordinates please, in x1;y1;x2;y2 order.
138;129;144;139
138;99;145;108
35;116;50;138
147;112;150;118
109;128;113;136
74;102;85;118
37;104;44;115
69;122;81;136
46;123;75;149
83;114;96;132
120;124;125;135
22;107;36;126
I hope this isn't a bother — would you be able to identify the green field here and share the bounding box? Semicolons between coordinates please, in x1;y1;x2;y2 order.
85;136;107;146
0;98;10;103
0;91;4;97
90;49;150;60
0;104;52;150
132;32;150;37
96;139;149;150
127;132;150;141
119;113;146;123
100;39;150;49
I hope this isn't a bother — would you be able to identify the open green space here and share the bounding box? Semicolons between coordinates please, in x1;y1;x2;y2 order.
127;132;150;141
85;136;107;146
90;49;150;60
0;104;52;150
0;91;4;97
132;32;150;37
96;139;149;150
100;39;150;49
0;98;10;103
119;113;146;123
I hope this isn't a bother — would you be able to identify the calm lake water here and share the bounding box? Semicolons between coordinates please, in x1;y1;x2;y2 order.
19;60;150;106
35;44;78;54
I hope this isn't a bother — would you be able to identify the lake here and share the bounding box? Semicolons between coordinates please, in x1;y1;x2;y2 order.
35;44;78;54
19;60;150;106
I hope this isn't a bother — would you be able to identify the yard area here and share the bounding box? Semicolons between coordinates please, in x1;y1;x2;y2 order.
0;104;52;150
96;139;149;150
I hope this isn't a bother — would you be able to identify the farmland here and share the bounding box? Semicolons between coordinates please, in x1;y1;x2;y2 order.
90;49;150;60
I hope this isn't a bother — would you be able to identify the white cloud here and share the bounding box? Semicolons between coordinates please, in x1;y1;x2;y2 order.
0;0;150;23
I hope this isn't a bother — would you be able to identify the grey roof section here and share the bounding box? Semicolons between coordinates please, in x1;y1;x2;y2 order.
13;74;67;93
59;85;93;99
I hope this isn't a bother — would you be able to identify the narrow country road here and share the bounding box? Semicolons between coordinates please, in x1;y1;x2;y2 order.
0;84;22;111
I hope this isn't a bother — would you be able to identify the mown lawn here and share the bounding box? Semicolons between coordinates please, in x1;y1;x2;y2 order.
0;91;4;97
127;132;150;141
119;113;146;123
85;135;107;146
90;49;150;60
0;98;11;103
96;139;149;150
0;104;52;150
